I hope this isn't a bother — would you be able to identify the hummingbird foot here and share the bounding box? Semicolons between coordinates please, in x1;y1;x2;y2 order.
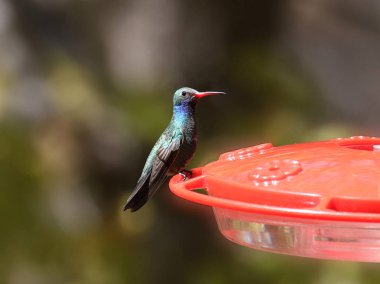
179;170;192;181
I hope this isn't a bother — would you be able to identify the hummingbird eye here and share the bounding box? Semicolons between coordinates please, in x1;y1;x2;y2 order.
181;91;187;96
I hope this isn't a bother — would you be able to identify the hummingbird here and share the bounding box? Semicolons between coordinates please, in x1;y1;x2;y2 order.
124;87;225;212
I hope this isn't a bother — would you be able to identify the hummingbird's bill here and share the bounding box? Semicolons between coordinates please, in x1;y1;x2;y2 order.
194;91;226;99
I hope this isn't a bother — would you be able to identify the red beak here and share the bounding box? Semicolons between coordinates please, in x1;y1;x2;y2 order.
194;91;226;99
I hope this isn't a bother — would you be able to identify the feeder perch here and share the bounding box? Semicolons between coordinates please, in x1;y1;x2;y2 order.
169;136;380;262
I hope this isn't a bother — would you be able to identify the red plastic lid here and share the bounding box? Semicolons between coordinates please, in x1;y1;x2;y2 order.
169;136;380;222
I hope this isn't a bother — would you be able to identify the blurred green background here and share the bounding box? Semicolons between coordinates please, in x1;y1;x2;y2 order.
1;0;380;283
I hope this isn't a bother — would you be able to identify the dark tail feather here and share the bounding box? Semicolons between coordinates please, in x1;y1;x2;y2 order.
123;177;150;212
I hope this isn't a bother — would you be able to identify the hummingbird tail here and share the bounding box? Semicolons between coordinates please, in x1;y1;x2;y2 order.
123;177;150;212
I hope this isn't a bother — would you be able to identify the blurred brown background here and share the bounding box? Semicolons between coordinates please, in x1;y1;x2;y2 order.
1;0;380;283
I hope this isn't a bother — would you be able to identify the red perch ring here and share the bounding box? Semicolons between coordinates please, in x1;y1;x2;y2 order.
169;136;380;262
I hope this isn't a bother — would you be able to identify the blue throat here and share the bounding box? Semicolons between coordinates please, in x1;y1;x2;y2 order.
173;104;195;125
174;104;194;116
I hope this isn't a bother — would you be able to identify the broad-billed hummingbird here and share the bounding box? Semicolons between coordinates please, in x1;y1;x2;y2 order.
124;87;225;212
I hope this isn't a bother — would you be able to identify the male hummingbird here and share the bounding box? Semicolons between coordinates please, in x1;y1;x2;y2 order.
124;87;225;212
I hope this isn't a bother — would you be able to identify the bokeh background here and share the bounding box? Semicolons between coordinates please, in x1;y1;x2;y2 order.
2;0;380;283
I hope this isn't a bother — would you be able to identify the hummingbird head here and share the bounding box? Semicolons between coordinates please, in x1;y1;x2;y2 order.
173;87;225;108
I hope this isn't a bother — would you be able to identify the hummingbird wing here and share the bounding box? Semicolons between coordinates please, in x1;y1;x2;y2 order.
123;133;183;212
149;135;183;195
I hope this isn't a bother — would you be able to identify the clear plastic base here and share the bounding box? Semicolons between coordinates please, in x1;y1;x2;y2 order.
214;208;380;262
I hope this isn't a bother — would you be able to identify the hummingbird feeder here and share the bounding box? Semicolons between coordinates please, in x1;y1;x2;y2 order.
169;136;380;262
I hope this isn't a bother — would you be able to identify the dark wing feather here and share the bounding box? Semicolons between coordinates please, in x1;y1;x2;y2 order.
124;134;183;212
148;135;183;197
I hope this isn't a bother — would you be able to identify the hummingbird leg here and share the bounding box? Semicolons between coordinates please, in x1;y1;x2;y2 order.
179;169;192;181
